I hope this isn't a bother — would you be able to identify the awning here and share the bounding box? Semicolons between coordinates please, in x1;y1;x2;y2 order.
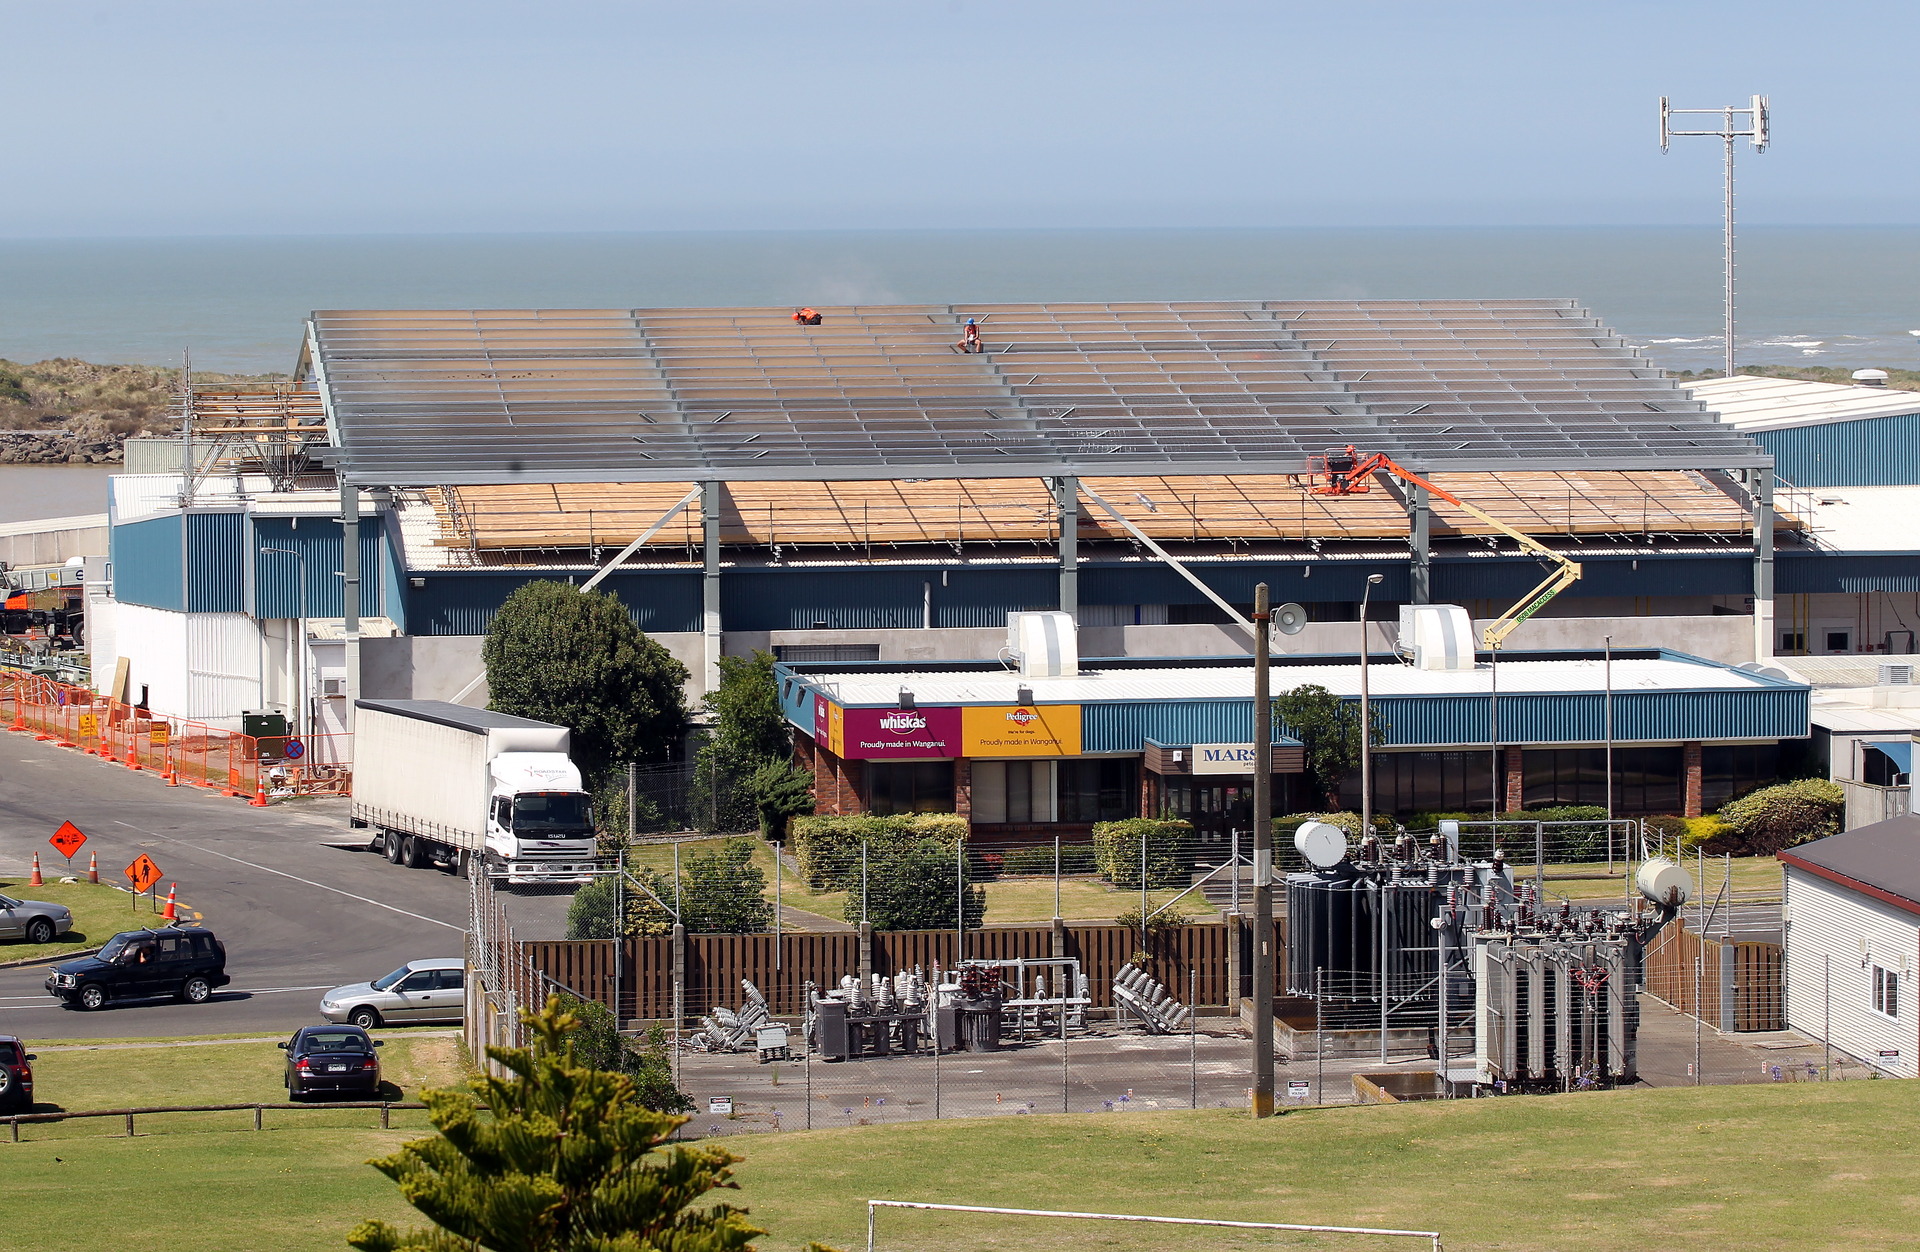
1868;740;1913;773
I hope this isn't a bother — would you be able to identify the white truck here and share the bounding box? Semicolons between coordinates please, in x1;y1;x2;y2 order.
350;699;599;883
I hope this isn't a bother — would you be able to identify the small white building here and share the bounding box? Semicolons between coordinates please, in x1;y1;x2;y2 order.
1781;815;1920;1076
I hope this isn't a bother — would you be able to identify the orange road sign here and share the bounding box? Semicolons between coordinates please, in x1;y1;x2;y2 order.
50;821;88;858
125;854;163;894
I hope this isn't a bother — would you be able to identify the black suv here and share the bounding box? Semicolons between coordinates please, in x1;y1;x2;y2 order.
45;926;230;1011
0;1035;34;1111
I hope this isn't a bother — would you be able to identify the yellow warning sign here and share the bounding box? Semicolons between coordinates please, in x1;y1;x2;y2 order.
149;725;170;746
77;713;98;738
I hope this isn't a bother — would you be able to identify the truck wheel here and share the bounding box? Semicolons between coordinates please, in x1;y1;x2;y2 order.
384;832;404;864
402;836;427;869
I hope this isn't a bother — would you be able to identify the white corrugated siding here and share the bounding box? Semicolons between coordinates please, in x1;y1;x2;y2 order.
185;611;260;729
113;603;189;716
1784;866;1920;1077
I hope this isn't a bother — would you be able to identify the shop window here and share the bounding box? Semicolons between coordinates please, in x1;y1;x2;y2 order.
1826;631;1851;654
1058;758;1137;822
867;761;955;816
1779;632;1806;654
1700;744;1781;812
971;761;1054;824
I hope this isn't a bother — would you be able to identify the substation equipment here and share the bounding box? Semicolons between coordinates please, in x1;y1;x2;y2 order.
1285;819;1692;1093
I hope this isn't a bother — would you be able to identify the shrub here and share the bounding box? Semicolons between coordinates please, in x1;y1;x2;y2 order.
1402;806;1614;861
1092;818;1193;889
847;838;986;930
787;813;967;890
1709;778;1843;855
1114;902;1193;944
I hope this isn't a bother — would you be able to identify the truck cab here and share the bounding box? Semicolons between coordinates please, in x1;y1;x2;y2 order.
485;752;597;882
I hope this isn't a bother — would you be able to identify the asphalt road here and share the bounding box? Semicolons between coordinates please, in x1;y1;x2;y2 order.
0;730;473;1040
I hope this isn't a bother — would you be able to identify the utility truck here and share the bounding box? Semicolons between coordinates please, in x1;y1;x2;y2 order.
350;699;598;884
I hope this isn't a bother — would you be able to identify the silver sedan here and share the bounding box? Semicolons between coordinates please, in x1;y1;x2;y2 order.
318;957;465;1029
0;892;74;945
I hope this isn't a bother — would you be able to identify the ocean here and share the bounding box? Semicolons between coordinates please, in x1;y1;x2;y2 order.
0;226;1916;377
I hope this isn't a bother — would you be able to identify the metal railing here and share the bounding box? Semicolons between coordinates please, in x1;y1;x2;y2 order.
3;1100;427;1142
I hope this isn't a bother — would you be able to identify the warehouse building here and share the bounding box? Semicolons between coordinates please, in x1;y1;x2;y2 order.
1780;815;1920;1078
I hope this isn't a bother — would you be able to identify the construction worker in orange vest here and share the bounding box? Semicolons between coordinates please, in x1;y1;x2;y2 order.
793;307;822;326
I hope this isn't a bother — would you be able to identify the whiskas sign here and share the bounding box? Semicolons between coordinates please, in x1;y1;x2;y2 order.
818;696;961;759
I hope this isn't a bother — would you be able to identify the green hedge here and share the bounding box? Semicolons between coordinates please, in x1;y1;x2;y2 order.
787;813;968;890
1400;806;1614;861
999;844;1098;876
1092;818;1193;889
1708;779;1843;856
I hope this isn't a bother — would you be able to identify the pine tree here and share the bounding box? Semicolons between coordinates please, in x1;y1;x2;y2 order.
348;997;762;1252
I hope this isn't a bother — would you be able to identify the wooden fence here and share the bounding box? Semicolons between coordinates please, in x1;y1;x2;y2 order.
523;920;1262;1022
1642;920;1784;1032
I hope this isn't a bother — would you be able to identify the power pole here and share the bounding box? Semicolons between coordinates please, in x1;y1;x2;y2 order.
1660;95;1770;379
1251;582;1275;1117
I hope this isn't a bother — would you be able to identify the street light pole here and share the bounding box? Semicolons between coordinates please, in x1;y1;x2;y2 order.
1250;582;1275;1118
1358;573;1385;844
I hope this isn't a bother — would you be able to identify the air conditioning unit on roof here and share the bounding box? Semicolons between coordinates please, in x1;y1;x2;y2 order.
1879;663;1913;686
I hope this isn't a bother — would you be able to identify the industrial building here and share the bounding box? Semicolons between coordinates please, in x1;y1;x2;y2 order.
71;298;1914;823
1779;815;1920;1078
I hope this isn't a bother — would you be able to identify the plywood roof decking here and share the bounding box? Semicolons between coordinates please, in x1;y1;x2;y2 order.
428;470;1783;552
310;300;1772;484
186;388;328;434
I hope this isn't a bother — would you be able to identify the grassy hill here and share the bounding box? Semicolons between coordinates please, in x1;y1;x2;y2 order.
0;357;284;463
5;1066;1918;1251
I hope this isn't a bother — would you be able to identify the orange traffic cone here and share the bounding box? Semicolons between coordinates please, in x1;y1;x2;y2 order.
87;851;98;884
29;853;42;887
125;735;142;771
249;778;268;807
162;883;177;921
8;704;24;733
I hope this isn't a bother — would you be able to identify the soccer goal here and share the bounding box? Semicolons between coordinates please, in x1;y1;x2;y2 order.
865;1200;1444;1252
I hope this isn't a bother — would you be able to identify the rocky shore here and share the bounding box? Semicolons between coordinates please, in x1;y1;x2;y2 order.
0;430;122;464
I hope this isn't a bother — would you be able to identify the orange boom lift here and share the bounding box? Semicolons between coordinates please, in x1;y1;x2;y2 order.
1304;445;1583;651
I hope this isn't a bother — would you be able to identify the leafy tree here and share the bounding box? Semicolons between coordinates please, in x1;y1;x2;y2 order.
848;838;985;931
1708;778;1844;856
562;996;693;1115
689;651;788;833
565;871;676;940
483;581;690;789
680;838;775;934
348;996;762;1252
1272;683;1386;810
746;758;813;839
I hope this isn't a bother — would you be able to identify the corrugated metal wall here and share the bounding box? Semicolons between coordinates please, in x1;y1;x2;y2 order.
186;513;246;613
1434;554;1753;600
1780;553;1920;594
1081;562;1411;606
719;565;1056;631
1083;699;1266;752
251;517;385;620
1756;413;1920;487
110;515;187;611
405;569;701;636
1376;686;1807;747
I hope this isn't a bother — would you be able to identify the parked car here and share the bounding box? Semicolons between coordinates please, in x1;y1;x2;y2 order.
280;1024;384;1101
0;1035;35;1112
319;957;465;1029
44;926;230;1011
0;892;73;945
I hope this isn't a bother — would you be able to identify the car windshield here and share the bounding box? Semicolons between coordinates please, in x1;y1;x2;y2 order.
370;966;413;991
97;934;133;963
0;895;18;908
512;792;591;833
300;1031;369;1055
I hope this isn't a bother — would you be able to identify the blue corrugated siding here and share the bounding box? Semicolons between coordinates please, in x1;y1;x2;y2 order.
1373;687;1807;747
251;518;385;620
1779;552;1920;594
380;517;409;634
406;570;701;636
185;512;245;613
110;515;186;611
721;566;1055;631
1082;562;1411;606
1434;554;1752;601
1079;686;1806;753
777;671;817;732
1755;414;1920;487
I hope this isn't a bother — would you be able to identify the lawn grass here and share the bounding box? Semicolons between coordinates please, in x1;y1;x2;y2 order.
0;875;177;960
1541;856;1780;903
19;1031;470;1136
6;1078;1920;1251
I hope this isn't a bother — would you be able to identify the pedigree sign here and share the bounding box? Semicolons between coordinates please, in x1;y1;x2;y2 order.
961;705;1082;757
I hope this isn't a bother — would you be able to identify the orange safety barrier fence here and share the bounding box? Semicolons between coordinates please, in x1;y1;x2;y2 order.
0;667;351;802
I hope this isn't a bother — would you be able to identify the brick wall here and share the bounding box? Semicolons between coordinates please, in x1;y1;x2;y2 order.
1683;741;1704;818
1503;745;1525;812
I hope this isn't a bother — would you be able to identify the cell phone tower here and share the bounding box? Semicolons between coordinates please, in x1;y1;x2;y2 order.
1660;95;1770;379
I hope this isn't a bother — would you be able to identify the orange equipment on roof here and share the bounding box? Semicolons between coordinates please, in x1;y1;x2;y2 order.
1303;445;1583;651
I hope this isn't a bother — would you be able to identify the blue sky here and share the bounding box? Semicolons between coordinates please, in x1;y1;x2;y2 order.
2;0;1914;237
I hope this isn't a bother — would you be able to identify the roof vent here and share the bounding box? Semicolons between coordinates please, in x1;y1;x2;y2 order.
1853;368;1890;387
1007;611;1079;678
1880;663;1914;686
1398;604;1477;672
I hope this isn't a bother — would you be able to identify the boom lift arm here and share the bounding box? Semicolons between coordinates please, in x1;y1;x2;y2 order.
1305;446;1582;651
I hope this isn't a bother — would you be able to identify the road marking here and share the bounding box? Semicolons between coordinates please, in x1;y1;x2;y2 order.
0;984;334;1007
113;821;463;931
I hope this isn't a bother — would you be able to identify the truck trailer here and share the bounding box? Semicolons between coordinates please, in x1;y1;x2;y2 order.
350;699;598;884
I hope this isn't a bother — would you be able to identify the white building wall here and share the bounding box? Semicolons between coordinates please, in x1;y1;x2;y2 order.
109;602;260;728
1784;866;1920;1077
